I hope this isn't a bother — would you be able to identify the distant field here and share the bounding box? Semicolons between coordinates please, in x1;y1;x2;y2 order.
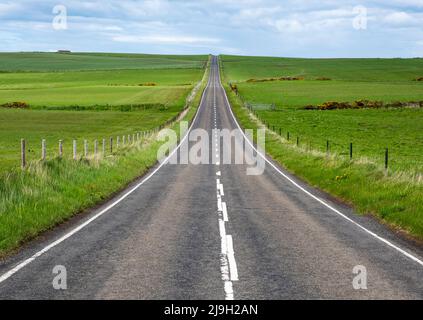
222;55;423;109
221;55;423;173
0;53;207;172
222;56;423;82
237;81;423;109
0;55;205;107
0;52;206;72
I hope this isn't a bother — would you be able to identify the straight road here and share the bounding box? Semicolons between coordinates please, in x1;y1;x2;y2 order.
0;56;422;299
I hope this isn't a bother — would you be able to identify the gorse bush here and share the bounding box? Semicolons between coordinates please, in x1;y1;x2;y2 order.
1;101;29;109
246;76;304;83
303;100;423;110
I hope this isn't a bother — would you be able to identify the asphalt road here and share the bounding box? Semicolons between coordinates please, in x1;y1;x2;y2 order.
0;56;422;299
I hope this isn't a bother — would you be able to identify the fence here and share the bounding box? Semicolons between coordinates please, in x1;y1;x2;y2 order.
18;75;207;170
19;127;163;169
236;89;394;172
15;60;210;171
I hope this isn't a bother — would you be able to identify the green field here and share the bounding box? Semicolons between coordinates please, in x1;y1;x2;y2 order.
222;56;423;109
236;81;423;110
0;53;209;255
0;53;207;173
0;52;206;71
257;108;423;172
0;54;205;108
222;56;423;82
221;55;423;239
0;109;180;171
221;55;423;173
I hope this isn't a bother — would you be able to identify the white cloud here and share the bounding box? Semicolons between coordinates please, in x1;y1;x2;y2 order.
0;2;21;16
384;11;415;25
0;0;421;57
112;35;220;45
271;19;304;33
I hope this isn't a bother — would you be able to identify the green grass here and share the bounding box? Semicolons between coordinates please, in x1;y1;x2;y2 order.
0;108;182;173
221;55;423;240
258;108;423;173
221;55;423;173
0;52;207;72
222;55;423;82
224;83;423;240
0;54;210;256
222;56;423;109
0;53;207;173
236;81;423;109
0;68;203;107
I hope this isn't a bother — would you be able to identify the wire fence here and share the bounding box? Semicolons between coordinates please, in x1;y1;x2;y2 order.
12;69;210;171
231;86;423;175
20;129;153;169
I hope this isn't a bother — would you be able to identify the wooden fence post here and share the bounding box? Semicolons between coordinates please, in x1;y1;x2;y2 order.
116;136;120;148
350;143;353;160
110;137;113;153
102;139;106;155
123;135;126;145
73;140;77;160
297;137;299;147
59;140;63;158
287;132;290;141
41;139;46;160
21;139;26;169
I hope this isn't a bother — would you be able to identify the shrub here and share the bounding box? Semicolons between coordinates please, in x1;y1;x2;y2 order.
366;100;384;108
304;100;422;110
304;105;317;110
317;101;350;110
388;101;404;108
1;101;29;109
246;76;303;83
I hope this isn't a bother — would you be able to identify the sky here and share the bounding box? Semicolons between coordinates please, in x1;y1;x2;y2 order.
0;0;422;57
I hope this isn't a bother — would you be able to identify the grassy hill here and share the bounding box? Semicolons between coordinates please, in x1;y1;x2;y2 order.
0;52;206;72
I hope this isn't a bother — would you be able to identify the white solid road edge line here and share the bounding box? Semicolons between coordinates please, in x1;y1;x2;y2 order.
0;60;216;285
217;62;423;268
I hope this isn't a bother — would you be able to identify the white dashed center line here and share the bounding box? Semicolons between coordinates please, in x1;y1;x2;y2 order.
215;169;239;300
213;79;239;300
